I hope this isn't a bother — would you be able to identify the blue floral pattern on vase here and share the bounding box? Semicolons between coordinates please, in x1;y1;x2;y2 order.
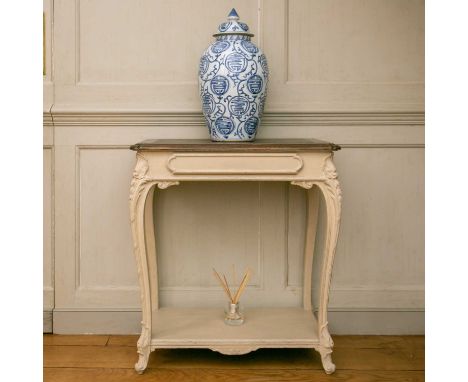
199;8;268;141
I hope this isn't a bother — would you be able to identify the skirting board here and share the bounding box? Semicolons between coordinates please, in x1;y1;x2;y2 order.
44;311;53;333
50;310;424;335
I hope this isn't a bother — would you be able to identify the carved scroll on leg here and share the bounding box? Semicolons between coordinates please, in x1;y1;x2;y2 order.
316;346;336;374
135;322;151;374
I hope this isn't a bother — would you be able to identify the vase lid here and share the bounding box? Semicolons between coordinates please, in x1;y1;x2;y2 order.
213;8;254;37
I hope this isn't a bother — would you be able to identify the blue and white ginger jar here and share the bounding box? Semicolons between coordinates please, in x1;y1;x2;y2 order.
199;9;269;141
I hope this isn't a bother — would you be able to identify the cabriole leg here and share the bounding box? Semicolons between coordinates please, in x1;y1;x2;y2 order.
129;155;155;374
302;156;341;375
130;154;180;374
291;167;341;375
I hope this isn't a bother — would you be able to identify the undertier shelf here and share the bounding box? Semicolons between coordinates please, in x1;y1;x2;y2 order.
150;307;320;351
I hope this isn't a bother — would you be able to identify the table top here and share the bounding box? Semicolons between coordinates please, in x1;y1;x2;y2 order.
130;139;341;152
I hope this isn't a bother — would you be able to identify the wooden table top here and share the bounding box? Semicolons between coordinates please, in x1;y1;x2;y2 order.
130;139;341;152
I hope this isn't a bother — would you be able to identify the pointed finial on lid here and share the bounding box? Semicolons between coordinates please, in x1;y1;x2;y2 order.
214;8;253;37
228;8;239;20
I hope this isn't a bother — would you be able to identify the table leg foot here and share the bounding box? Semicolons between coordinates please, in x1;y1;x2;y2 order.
317;346;336;374
135;347;150;374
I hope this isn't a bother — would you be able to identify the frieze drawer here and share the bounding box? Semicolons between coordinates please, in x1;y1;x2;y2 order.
166;153;304;175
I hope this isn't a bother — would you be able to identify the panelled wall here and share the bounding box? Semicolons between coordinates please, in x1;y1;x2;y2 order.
43;0;54;332
44;0;424;334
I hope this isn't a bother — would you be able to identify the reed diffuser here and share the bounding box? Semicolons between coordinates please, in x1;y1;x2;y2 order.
213;267;251;325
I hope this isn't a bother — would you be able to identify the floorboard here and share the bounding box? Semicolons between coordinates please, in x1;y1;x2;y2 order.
44;335;424;381
44;368;424;382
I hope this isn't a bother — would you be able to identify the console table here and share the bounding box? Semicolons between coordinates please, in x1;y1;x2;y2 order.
129;139;342;374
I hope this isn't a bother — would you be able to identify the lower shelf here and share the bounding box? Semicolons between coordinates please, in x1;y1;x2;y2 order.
150;307;320;354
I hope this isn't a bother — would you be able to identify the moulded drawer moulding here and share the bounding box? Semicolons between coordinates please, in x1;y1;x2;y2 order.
166;153;304;175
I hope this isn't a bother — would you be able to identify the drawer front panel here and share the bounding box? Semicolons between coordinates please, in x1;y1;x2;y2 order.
167;153;304;175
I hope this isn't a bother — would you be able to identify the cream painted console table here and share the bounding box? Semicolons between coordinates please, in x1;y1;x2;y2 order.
129;139;342;374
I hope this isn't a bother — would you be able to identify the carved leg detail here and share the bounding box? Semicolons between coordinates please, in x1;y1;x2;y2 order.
317;346;336;375
130;155;156;375
135;345;150;374
134;321;152;374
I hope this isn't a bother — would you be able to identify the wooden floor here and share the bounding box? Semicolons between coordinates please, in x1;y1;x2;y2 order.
44;335;424;381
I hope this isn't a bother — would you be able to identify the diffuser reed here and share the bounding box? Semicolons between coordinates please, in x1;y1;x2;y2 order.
213;267;251;325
